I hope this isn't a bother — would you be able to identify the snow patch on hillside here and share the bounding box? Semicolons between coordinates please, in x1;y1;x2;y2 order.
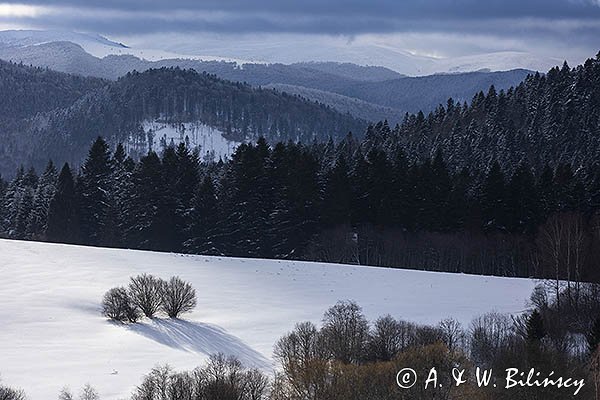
0;239;538;399
141;120;241;160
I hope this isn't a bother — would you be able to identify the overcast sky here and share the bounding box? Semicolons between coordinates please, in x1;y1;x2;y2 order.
0;0;598;66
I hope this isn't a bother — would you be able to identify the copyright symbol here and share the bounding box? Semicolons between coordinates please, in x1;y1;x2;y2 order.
396;368;417;389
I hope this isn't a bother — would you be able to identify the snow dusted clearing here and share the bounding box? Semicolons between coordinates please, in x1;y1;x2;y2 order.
0;239;538;399
141;120;240;160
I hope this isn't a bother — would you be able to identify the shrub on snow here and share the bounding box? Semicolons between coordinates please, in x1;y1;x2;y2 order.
161;276;197;318
101;287;140;323
128;274;165;318
0;379;26;400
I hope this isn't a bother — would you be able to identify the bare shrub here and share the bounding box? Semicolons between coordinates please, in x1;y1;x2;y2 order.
0;381;26;400
161;277;197;318
129;274;165;318
78;385;98;400
132;365;174;400
101;287;140;323
132;356;268;400
58;387;74;400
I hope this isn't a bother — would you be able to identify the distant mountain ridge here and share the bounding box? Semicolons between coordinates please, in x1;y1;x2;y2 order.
0;37;532;124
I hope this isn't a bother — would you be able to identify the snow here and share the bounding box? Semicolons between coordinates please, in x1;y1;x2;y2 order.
140;120;241;160
0;29;249;64
0;29;564;76
0;239;538;399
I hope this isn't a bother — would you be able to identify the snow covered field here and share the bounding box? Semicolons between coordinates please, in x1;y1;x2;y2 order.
0;239;538;399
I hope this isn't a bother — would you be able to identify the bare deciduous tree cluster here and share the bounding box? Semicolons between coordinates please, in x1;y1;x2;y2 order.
131;354;269;400
271;299;595;400
102;274;196;322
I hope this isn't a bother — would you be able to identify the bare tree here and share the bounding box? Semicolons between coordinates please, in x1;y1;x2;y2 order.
321;300;369;364
101;287;140;323
129;274;165;318
438;318;466;352
470;312;513;367
58;387;74;400
537;212;590;309
161;277;197;318
244;369;269;400
366;314;403;361
78;384;98;400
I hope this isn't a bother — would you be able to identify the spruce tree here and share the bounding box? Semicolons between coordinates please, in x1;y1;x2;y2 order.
27;161;58;239
507;163;539;234
321;154;352;227
110;143;132;247
185;175;218;253
526;310;546;344
78;137;113;246
46;163;79;243
481;161;508;232
124;151;178;251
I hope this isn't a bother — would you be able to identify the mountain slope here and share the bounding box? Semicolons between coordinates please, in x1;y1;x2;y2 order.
0;40;532;124
0;60;106;174
0;58;105;120
264;83;406;123
0;238;537;400
365;54;600;171
1;66;365;176
334;69;532;113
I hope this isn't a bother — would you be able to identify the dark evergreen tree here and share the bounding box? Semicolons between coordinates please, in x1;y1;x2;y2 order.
27;161;58;239
507;163;540;234
124;151;178;251
537;164;555;222
46;163;79;243
78;137;113;246
364;148;393;226
526;310;546;344
350;149;370;226
185;175;219;253
110;143;132;247
389;148;410;229
213;138;272;257
480;161;508;232
428;149;453;231
321;154;352;227
268;143;320;258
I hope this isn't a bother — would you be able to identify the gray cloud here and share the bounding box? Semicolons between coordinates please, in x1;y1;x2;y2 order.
1;0;599;62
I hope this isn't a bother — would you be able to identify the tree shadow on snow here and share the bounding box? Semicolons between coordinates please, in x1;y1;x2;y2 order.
126;319;272;369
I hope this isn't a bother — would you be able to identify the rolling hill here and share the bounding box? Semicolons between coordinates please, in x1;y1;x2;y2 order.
0;239;538;399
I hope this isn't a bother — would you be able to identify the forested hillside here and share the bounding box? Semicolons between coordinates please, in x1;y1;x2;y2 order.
368;54;600;171
0;39;530;123
0;60;106;175
0;65;365;177
0;59;105;120
2;131;599;285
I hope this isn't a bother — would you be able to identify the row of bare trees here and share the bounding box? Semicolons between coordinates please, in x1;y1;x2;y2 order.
271;299;596;400
306;211;600;284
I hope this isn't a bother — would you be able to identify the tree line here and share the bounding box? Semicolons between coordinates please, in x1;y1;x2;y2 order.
1;134;600;282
